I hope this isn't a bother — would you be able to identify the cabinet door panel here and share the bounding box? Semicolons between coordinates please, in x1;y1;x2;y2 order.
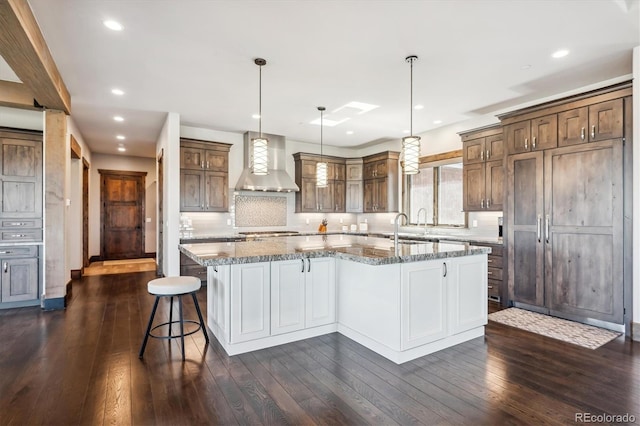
1;257;38;302
271;260;305;335
506;121;531;154
180;147;204;169
588;99;623;142
507;152;544;307
346;180;363;213
346;163;362;180
462;163;484;211
317;182;334;212
300;178;318;211
333;180;345;212
401;261;447;349
231;263;270;343
0;139;42;218
486;134;504;160
531;114;558;151
205;151;228;172
558;107;588;147
485;160;504;211
180;171;204;211
306;258;336;328
449;256;487;335
363;180;375;212
463;138;485;164
333;163;346;180
375;178;388;212
205;172;228;211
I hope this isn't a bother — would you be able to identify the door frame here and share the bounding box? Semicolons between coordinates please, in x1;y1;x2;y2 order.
99;169;147;260
82;157;90;270
157;149;164;276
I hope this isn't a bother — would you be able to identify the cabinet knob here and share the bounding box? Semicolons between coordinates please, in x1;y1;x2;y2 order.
581;127;585;140
532;136;537;149
3;262;7;273
591;125;596;139
524;138;528;150
481;199;484;209
486;149;490;159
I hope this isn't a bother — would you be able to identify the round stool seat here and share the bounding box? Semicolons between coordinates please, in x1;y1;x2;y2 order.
147;276;201;295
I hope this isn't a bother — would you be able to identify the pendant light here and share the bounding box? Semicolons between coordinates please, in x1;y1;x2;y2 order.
316;106;328;188
251;58;268;175
402;55;420;175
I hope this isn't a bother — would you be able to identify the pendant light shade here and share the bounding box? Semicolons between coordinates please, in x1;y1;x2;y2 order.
402;55;420;175
251;58;269;176
316;106;328;188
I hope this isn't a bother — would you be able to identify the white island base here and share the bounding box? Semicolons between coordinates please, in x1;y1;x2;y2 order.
206;254;487;364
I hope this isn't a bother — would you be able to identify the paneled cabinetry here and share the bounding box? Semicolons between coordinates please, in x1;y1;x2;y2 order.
293;153;346;213
460;125;504;211
0;129;42;307
180;138;231;212
501;83;630;325
505;114;558;154
345;158;363;213
362;151;399;213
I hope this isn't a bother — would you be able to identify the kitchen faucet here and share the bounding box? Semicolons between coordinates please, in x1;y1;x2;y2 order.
416;207;428;234
394;212;408;241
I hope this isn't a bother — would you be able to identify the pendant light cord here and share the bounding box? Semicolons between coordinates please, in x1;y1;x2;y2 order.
409;57;413;135
258;63;262;138
320;108;323;162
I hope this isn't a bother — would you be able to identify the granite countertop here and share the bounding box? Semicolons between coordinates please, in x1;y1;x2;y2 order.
179;234;491;266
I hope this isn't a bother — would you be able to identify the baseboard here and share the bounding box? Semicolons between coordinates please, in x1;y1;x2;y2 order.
43;296;65;311
144;252;156;258
633;322;640;342
89;255;101;263
71;269;81;279
90;253;156;262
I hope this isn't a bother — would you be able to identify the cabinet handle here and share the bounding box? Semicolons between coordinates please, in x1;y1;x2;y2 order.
537;214;542;243
201;160;205;169
545;214;550;244
7;222;26;226
591;125;596;139
480;199;484;209
335;204;338;211
307;258;311;273
532;136;537;149
487;198;491;208
581;127;585;140
213;266;218;273
486;149;490;159
488;259;493;263
11;234;27;238
442;262;447;277
206;161;210;169
0;250;11;254
488;271;493;275
3;262;7;273
488;285;493;289
524;138;528;150
481;151;484;161
301;258;305;273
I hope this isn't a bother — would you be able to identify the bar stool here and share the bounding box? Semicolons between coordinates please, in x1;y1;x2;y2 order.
139;276;209;361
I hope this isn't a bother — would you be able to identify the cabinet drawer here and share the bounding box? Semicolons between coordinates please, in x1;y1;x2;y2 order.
0;245;38;257
488;279;502;297
0;229;42;242
0;219;42;229
487;255;503;269
487;267;503;281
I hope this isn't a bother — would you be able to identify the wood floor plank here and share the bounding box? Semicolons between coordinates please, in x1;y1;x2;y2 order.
1;270;639;425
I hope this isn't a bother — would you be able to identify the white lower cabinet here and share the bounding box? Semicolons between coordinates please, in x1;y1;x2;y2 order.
401;261;448;350
230;262;271;343
271;257;336;335
448;255;488;335
207;264;231;340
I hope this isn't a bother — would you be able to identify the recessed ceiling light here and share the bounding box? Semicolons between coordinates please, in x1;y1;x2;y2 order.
346;131;354;135
551;49;569;59
521;64;532;70
111;88;125;96
252;114;260;119
113;116;124;122
116;135;126;140
433;120;442;125
103;20;123;31
414;105;424;110
117;146;126;152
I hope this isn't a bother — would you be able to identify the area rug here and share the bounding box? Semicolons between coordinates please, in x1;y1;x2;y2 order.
488;308;621;349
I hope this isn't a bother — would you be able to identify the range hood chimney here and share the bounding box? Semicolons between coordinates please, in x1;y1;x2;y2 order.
234;131;299;192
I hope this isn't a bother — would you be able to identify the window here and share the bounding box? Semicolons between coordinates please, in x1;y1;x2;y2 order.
407;155;466;227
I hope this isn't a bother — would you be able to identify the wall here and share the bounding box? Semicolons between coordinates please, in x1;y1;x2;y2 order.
0;106;42;130
88;153;157;258
66;117;92;272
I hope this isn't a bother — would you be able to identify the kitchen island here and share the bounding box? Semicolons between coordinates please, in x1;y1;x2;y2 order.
180;234;490;364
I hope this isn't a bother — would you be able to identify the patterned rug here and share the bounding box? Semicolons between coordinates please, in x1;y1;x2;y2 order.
488;308;622;349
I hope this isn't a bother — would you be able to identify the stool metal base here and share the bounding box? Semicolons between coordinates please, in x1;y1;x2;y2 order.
139;291;209;361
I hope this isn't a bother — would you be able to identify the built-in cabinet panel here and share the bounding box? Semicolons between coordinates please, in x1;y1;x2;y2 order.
230;262;271;343
1;250;38;303
0;138;43;219
460;125;503;212
271;259;306;335
506;114;557;154
305;257;336;328
448;255;488;335
362;151;399;213
180;139;231;212
294;153;346;213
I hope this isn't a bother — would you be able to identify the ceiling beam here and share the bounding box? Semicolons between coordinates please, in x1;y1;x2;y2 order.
0;0;71;113
0;79;38;110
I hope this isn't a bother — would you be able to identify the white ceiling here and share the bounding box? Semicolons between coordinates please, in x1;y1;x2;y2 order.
13;0;640;158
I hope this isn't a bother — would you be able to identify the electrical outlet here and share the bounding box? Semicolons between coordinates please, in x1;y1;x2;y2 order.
472;220;478;227
306;218;310;225
339;218;343;224
226;218;231;225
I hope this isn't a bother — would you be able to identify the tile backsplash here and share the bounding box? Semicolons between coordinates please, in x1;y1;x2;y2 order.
235;195;287;227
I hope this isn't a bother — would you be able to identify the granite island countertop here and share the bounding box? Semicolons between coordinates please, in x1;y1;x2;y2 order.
179;234;490;266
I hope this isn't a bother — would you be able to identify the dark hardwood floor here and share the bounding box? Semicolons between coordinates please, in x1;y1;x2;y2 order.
0;271;638;425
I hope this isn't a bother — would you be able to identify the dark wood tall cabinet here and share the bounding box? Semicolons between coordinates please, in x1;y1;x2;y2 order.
293;153;346;213
502;83;630;327
0;129;42;306
362;151;399;213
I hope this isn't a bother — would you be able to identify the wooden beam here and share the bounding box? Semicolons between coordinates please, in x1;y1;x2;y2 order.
0;0;71;113
0;79;38;109
419;149;463;165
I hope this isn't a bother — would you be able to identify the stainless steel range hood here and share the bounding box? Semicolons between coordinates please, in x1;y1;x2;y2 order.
234;131;299;192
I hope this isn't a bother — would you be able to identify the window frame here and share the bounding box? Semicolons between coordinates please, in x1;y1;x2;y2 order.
404;149;467;228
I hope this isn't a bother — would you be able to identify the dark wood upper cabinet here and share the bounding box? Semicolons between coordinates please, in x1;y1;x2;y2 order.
558;106;588;147
505;120;531;154
179;138;231;212
530;114;557;151
362;151;399;213
460;125;503;212
588;98;623;142
0;138;43;219
293;153;347;213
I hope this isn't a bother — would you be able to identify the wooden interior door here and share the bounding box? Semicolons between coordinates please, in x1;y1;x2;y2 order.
82;158;89;268
100;170;146;260
544;140;623;324
157;150;164;276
